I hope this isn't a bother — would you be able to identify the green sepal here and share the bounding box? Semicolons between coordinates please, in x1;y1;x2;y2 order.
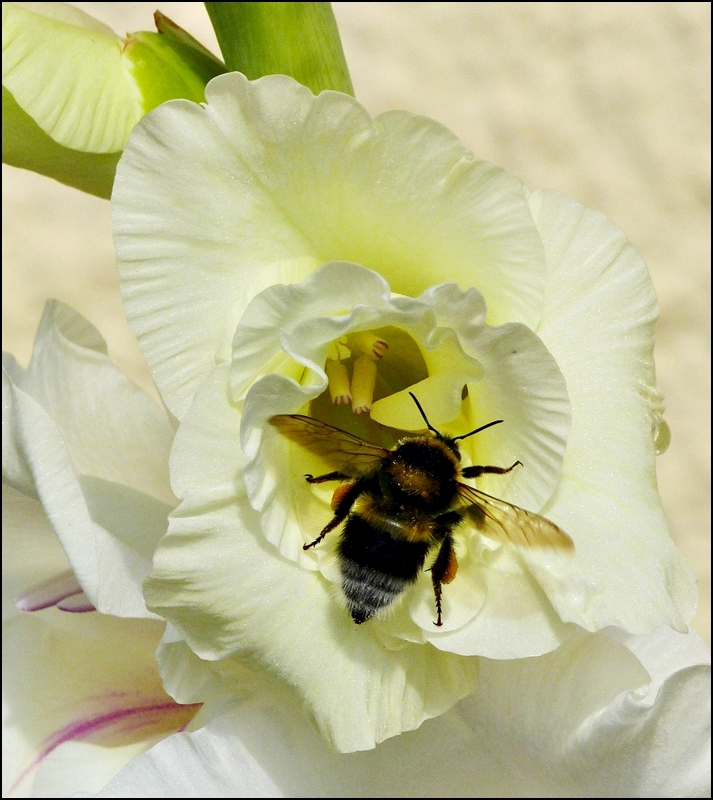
154;10;227;78
2;3;226;195
126;27;225;111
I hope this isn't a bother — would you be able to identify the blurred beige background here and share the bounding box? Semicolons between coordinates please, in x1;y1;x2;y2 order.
2;2;709;641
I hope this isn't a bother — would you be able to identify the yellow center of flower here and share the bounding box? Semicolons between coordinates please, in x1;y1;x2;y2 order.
324;331;390;412
310;327;431;446
309;325;487;458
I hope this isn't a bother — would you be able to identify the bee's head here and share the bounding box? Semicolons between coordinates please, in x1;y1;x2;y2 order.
407;392;502;458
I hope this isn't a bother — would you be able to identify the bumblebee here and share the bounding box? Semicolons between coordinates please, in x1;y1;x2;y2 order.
270;393;573;626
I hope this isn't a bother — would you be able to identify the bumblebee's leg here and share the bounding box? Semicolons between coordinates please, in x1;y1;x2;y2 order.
304;471;350;484
429;512;463;626
461;461;522;479
303;479;367;550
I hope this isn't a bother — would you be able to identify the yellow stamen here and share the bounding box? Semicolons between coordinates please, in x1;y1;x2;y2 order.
325;359;352;405
351;354;378;414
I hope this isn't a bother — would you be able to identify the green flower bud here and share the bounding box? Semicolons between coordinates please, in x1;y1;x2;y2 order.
2;3;225;197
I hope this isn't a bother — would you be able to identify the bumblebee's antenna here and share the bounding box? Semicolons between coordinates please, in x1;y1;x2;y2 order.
408;392;440;436
452;418;503;442
409;391;503;441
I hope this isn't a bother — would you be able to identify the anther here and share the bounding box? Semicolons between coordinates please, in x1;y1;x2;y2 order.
351;355;377;414
326;359;352;405
350;334;388;413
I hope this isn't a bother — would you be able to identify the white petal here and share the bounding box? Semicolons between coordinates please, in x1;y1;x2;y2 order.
2;494;193;795
2;484;198;797
609;623;711;698
33;739;173;799
528;190;697;632
113;72;545;418
456;629;709;797
87;629;710;797
425;545;578;657
156;625;239;707
166;364;250;507
2;609;196;797
579;626;712;797
86;710;284;798
19;301;175;506
2;352;37;498
3;347;165;618
3;301;176;617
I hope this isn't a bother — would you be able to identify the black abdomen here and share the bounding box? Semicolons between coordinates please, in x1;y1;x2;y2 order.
337;515;430;624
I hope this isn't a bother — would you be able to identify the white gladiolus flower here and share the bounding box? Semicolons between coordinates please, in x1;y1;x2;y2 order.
3;70;708;799
108;72;701;755
2;302;200;796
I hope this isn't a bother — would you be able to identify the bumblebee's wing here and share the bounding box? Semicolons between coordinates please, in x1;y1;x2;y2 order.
456;483;574;551
270;415;390;478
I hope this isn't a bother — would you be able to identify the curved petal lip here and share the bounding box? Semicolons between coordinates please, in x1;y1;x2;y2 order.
527;189;697;633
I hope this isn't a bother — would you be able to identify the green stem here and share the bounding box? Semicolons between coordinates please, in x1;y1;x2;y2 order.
204;2;353;96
